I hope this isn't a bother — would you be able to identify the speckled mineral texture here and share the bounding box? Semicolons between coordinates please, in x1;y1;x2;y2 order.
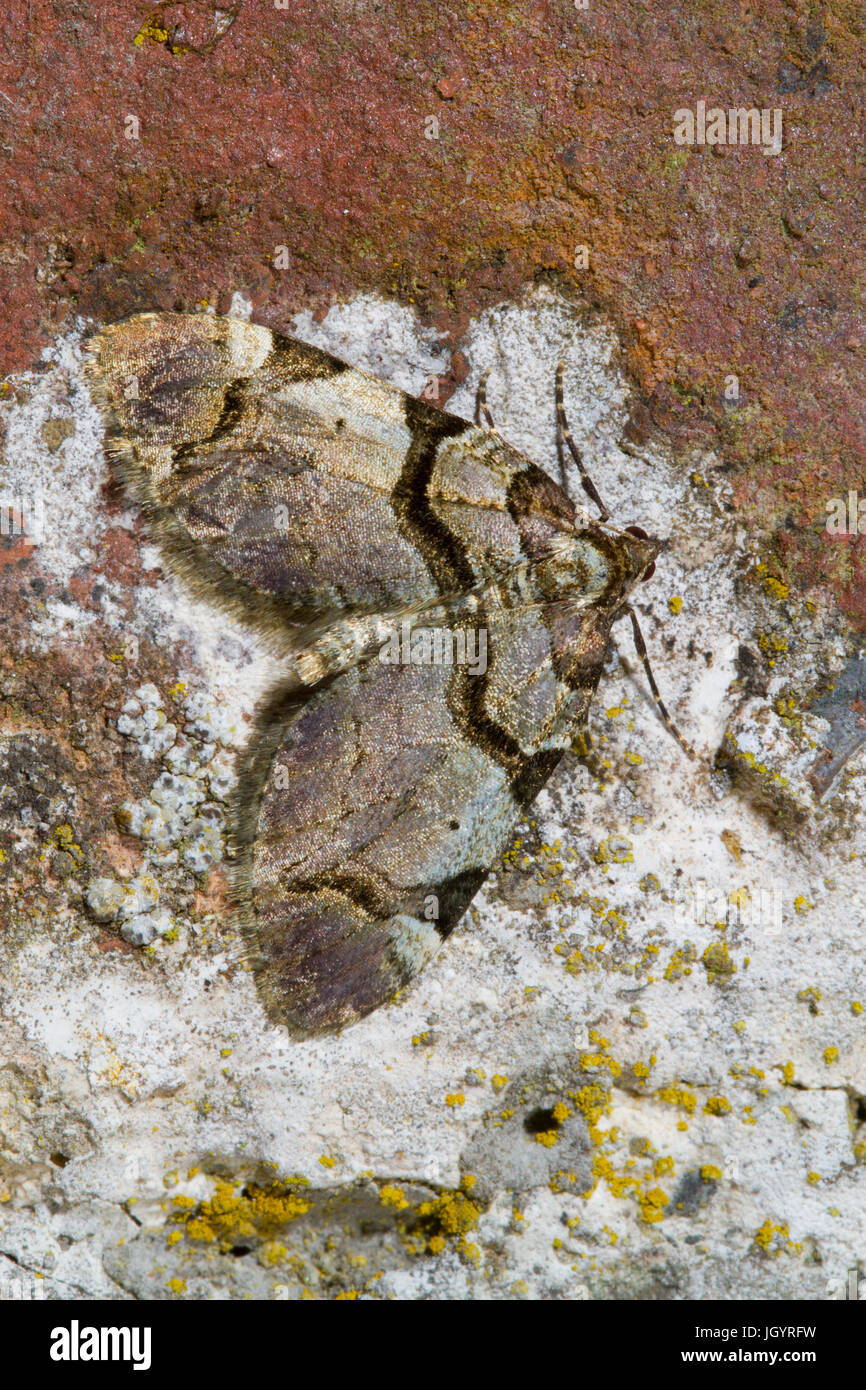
0;290;864;1300
0;1;864;625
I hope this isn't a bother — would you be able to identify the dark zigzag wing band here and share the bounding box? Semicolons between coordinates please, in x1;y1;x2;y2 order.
234;394;611;1036
86;313;605;638
234;613;600;1037
87;312;655;1036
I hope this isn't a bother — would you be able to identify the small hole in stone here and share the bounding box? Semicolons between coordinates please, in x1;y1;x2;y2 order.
854;1095;866;1124
230;1245;252;1258
50;1152;70;1168
523;1107;559;1136
449;820;459;830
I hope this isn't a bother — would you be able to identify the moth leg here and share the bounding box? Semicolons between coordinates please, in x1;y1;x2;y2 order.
555;361;611;522
623;605;696;760
475;370;496;431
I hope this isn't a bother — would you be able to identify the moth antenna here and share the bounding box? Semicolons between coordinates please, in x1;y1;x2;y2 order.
555;361;610;522
475;370;496;431
624;605;696;760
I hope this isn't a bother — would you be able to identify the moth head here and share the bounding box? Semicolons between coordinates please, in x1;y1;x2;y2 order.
586;520;664;616
621;524;660;584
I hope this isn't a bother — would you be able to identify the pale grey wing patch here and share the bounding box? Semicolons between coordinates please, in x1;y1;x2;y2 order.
268;371;416;492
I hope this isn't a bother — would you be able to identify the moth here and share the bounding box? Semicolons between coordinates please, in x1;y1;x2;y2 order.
87;312;692;1038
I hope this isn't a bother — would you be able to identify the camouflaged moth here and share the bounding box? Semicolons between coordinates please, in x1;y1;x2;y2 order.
87;311;692;1038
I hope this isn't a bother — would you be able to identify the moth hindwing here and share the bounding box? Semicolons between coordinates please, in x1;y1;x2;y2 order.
87;311;671;1037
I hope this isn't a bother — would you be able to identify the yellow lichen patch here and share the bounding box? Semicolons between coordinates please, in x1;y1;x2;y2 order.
413;1177;481;1256
754;563;789;602
773;695;802;734
379;1185;410;1211
665;943;696;981
823;1046;839;1065
797;986;822;1015
445;1092;465;1108
491;1074;509;1092
779;1060;796;1085
793;896;812;916
638;1187;669;1224
52;823;83;865
563;948;586;976
166;1277;186;1296
806;1172;821;1186
756;630;789;661
700;1165;722;1181
170;1179;311;1248
258;1241;287;1267
753;1219;801;1258
578;1035;622;1079
133;12;188;53
668;595;683;614
655;1084;697;1115
335;1290;360;1300
852;1001;863;1016
704;1096;731;1117
568;1083;610;1128
133;16;169;46
594;836;633;866
318;1155;335;1169
702;941;736;984
588;1152;640;1202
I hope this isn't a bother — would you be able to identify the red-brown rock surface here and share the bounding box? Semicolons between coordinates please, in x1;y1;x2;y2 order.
0;3;863;614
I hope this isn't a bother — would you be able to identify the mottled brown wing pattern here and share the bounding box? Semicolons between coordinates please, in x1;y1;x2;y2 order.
87;312;661;1036
87;312;586;638
234;599;609;1037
